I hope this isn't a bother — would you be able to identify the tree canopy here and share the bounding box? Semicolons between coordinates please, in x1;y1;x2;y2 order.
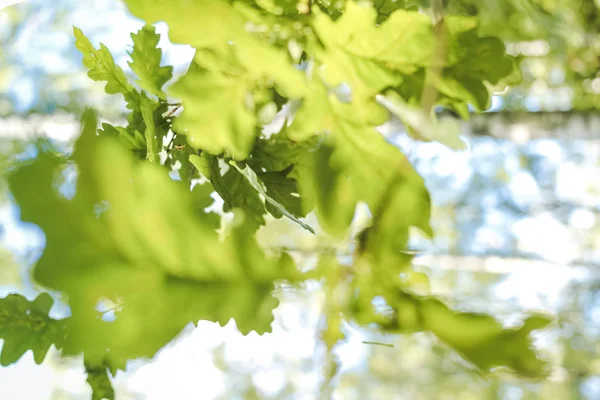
2;0;597;398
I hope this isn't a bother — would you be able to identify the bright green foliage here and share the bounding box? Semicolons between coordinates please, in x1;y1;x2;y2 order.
0;293;66;366
122;0;307;159
74;27;170;163
344;168;550;377
348;257;551;377
243;130;316;230
8;112;297;369
123;0;307;95
378;291;551;377
294;144;358;236
74;27;132;95
4;0;552;396
128;24;173;99
168;134;197;185
311;4;434;88
257;168;304;220
139;95;161;162
170;66;257;160
418;299;551;377
291;93;428;236
435;16;516;111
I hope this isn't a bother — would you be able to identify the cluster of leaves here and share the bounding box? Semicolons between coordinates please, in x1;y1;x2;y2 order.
446;0;600;111
1;0;551;398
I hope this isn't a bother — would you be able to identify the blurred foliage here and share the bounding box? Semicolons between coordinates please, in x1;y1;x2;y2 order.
446;0;600;111
1;0;599;116
0;0;151;117
177;264;597;400
0;0;599;399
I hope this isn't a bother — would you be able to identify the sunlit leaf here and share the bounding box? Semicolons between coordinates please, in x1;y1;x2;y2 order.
310;3;434;106
9;112;297;367
128;24;173;99
5;0;554;387
74;27;132;95
170;67;257;160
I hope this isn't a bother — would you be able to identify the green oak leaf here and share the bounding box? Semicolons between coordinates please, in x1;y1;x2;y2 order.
416;296;551;377
170;67;257;160
290;83;431;237
74;28;170;162
362;13;516;116
99;123;146;155
346;170;549;379
74;27;133;95
113;87;168;164
189;181;221;229
0;293;66;366
258;167;304;219
377;291;552;378
231;161;314;233
139;94;161;162
98;97;167;163
292;144;357;236
128;24;173;99
122;0;308;159
310;3;435;104
8;112;297;367
247;130;318;173
434;16;518;111
350;202;550;379
123;0;307;98
167;134;197;185
192;153;267;231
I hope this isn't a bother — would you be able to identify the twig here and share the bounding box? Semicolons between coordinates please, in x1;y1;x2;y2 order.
362;341;394;348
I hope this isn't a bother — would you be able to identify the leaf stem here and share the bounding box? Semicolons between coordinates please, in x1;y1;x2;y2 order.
362;340;394;348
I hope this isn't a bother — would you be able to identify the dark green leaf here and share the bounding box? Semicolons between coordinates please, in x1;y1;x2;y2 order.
435;16;518;110
198;154;267;230
0;293;66;366
231;161;314;233
85;361;115;400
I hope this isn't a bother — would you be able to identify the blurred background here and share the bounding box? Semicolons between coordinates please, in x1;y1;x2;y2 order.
0;0;599;399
